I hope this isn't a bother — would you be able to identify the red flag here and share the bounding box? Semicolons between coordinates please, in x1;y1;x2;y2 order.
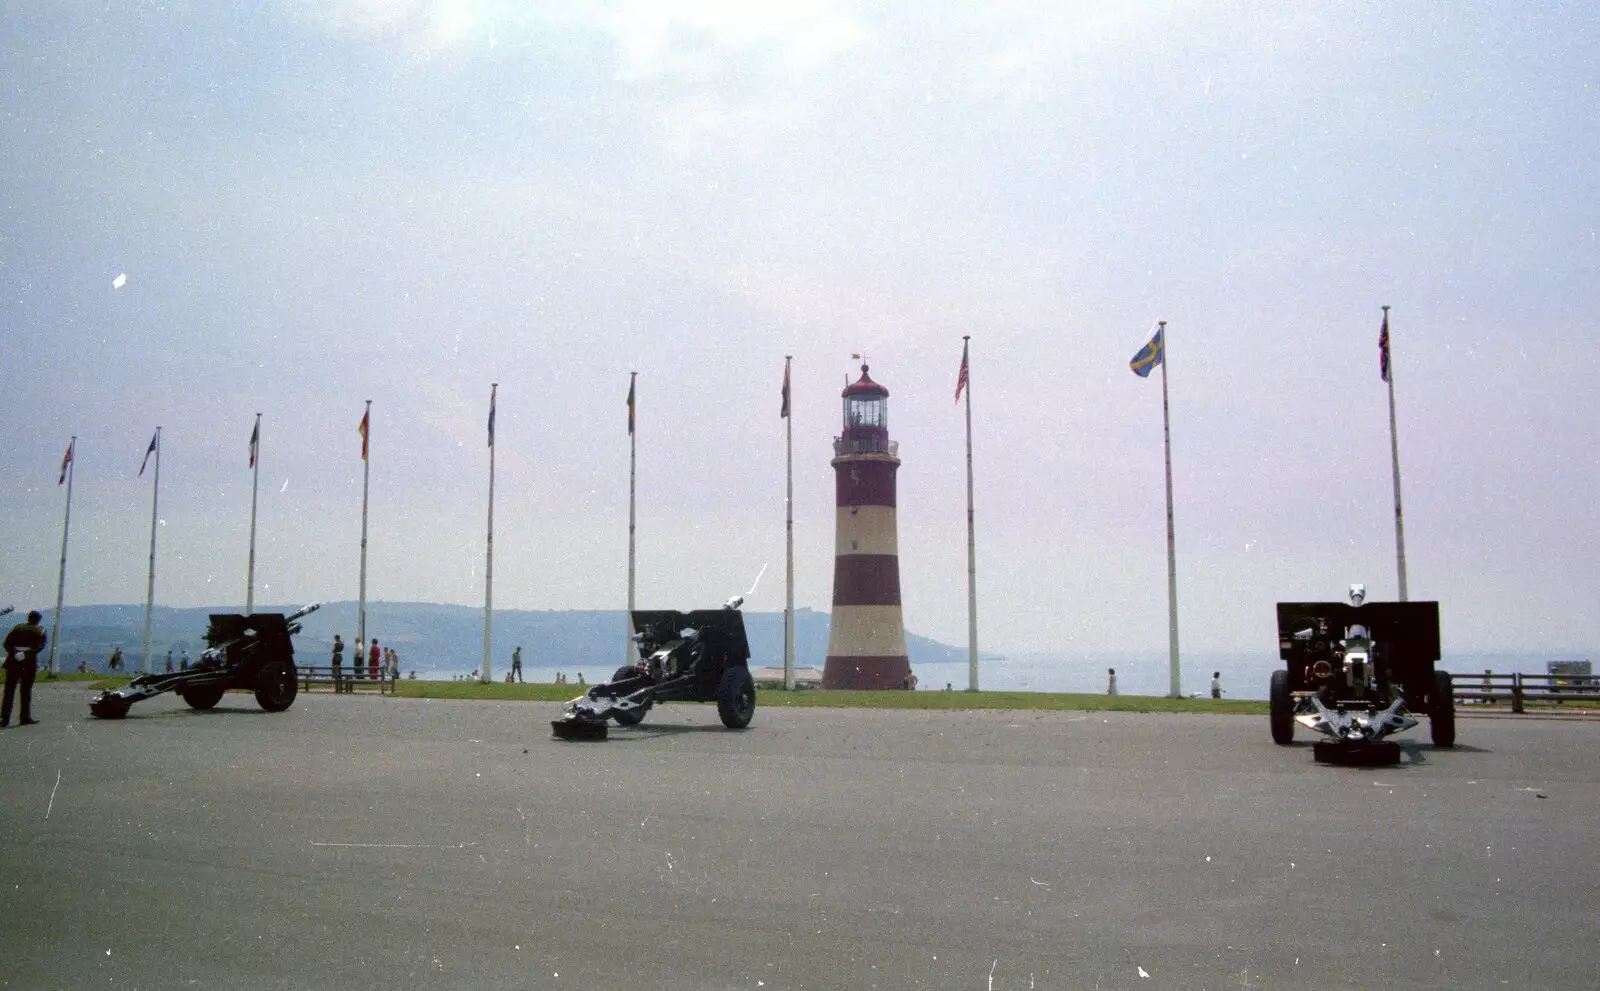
1378;311;1391;383
780;363;790;418
358;409;370;461
59;440;73;485
954;339;970;403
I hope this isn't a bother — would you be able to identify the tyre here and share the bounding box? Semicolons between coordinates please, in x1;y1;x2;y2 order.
180;684;227;711
1430;669;1456;748
253;660;298;713
610;666;646;726
716;665;756;729
1269;669;1294;745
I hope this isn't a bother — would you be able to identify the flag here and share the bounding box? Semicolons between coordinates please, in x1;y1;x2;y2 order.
626;378;635;435
780;363;790;418
248;419;259;468
138;431;157;476
487;387;496;448
358;409;370;461
59;440;73;485
954;339;970;403
1379;311;1391;382
1129;327;1164;378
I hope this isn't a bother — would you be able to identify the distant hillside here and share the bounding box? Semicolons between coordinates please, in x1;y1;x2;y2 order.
37;602;999;677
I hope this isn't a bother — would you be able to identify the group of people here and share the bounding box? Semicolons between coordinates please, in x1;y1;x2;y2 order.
328;634;399;692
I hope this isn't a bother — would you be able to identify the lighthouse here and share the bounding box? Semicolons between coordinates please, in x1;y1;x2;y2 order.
823;364;911;690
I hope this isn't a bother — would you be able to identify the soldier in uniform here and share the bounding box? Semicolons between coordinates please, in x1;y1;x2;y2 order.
2;610;48;727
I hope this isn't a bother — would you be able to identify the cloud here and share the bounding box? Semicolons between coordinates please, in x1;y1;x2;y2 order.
296;0;867;75
592;0;868;80
290;0;491;54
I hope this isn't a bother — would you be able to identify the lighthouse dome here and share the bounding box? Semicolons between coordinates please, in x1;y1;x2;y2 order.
841;365;889;398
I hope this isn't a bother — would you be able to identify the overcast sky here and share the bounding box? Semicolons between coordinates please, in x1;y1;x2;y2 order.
2;1;1596;662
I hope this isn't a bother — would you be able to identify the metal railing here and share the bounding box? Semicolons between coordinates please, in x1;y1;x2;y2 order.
297;665;398;696
1452;672;1600;713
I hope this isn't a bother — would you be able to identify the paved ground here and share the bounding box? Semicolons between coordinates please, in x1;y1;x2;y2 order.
1;683;1595;990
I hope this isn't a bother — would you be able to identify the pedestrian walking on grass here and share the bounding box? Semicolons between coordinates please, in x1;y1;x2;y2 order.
511;646;523;683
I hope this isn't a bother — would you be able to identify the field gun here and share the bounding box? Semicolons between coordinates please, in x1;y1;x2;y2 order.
89;603;319;719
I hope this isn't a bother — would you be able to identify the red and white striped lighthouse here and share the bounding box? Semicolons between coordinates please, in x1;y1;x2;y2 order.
823;364;911;690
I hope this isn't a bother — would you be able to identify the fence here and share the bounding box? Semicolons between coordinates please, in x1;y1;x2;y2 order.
1452;672;1600;713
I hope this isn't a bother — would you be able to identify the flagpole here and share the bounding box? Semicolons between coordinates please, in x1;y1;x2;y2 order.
246;413;261;614
1158;322;1182;697
358;400;371;651
626;372;638;664
48;438;75;676
142;427;161;675
962;337;979;692
784;356;795;691
1383;305;1409;601
482;384;497;684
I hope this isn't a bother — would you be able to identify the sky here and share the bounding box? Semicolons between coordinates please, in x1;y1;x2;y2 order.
2;0;1597;666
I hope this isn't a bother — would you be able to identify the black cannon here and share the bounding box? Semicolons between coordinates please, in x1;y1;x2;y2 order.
552;596;756;741
1270;594;1454;765
89;603;319;719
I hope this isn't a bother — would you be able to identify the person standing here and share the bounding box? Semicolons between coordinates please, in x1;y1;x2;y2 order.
331;635;346;693
1107;667;1118;696
1210;671;1223;699
180;648;190;671
369;638;381;681
352;638;364;682
3;610;47;727
165;649;174;673
108;646;123;672
511;646;523;683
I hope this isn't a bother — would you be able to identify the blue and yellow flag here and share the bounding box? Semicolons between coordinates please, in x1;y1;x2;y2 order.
1129;327;1164;378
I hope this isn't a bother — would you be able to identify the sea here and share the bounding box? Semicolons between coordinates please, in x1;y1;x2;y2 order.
413;649;1592;701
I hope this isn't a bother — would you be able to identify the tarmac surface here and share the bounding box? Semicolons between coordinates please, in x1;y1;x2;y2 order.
1;683;1596;990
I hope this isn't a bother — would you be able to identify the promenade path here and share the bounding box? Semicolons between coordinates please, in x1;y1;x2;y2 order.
1;684;1594;990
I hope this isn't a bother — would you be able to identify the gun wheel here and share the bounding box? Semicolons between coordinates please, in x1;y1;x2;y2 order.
1430;669;1456;748
180;684;227;711
717;666;756;729
1269;670;1294;745
610;667;646;726
253;660;298;713
1314;740;1401;766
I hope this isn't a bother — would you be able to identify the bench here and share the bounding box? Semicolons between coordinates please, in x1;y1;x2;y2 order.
297;665;398;696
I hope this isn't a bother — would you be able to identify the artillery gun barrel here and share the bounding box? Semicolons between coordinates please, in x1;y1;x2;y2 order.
0;606;13;618
284;602;320;637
